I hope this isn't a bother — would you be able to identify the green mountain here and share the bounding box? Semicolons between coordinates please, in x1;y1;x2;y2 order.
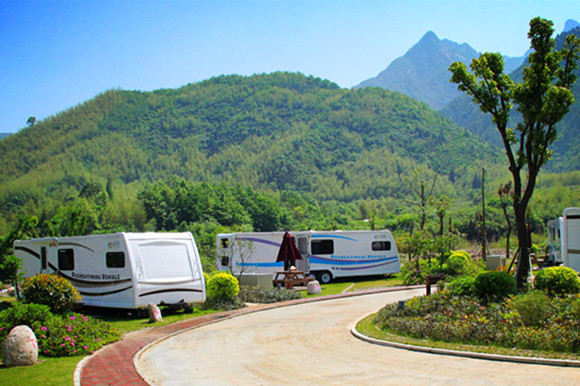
355;31;524;110
441;26;580;172
0;72;502;226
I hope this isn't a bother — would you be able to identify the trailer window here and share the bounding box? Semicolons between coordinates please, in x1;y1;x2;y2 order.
372;241;391;251
220;239;229;248
311;239;334;255
106;252;125;268
58;249;74;271
41;247;47;270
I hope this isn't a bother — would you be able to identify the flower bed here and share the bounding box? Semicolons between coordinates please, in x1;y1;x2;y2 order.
375;292;580;353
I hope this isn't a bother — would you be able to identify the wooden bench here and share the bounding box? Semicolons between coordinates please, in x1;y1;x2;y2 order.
273;271;314;289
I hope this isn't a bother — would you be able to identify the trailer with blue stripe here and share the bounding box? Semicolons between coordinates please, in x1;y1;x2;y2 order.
216;230;400;284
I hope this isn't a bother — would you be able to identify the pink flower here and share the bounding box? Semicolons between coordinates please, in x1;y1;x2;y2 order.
41;326;48;331
84;345;89;350
70;316;76;320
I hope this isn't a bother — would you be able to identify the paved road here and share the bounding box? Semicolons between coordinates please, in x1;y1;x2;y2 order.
138;289;579;385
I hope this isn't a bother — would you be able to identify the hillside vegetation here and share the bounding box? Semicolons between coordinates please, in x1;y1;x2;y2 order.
0;72;578;268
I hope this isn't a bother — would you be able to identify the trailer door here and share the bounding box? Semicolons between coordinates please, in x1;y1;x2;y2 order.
296;236;310;272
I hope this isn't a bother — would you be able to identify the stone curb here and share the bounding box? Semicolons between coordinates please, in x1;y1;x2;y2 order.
350;315;580;368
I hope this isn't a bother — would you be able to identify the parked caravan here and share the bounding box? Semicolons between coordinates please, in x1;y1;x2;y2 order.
547;208;580;273
216;230;400;284
14;232;206;309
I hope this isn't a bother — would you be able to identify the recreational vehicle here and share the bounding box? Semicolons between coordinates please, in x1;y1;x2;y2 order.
547;208;580;273
14;232;206;309
216;230;400;284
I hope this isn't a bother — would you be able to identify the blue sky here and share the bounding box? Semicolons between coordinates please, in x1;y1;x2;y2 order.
0;0;577;133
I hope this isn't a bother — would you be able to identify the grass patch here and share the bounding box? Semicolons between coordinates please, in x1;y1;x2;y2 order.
357;313;580;361
0;356;81;386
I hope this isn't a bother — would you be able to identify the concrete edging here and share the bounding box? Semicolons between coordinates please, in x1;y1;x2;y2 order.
350;314;580;368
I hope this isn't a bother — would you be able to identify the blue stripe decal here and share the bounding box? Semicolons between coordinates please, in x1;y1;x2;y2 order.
236;237;280;248
310;255;398;265
310;234;358;241
236;261;284;268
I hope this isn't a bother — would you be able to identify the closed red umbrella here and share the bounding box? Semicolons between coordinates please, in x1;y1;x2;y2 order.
276;231;302;271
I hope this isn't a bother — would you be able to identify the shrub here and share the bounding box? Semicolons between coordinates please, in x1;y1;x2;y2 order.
38;312;121;357
0;303;53;345
447;276;476;297
238;286;301;304
534;266;580;296
473;271;516;303
204;272;210;288
509;290;552;327
444;251;472;277
206;272;240;301
20;274;82;314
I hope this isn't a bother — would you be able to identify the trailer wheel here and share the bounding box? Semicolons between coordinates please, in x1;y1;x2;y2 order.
317;271;332;284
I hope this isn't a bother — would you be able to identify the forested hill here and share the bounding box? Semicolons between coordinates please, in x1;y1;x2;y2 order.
0;72;500;217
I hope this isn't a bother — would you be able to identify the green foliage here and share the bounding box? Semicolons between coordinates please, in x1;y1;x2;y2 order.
473;271;517;303
238;286;301;304
20;274;82;314
443;250;472;277
0;255;23;285
401;258;443;285
206;272;240;301
508;290;552;327
37;312;121;357
0;303;53;343
534;266;580;296
446;276;476;297
376;292;580;353
0;302;122;358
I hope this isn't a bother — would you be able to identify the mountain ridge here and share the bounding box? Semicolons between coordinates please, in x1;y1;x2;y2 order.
354;31;524;110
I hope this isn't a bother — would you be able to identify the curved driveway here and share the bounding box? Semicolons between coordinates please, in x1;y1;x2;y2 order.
138;289;579;385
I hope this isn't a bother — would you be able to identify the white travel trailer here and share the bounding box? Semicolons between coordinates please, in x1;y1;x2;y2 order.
547;208;580;273
216;230;400;284
14;232;206;309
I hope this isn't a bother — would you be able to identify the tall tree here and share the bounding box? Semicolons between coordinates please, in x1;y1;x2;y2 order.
449;17;579;286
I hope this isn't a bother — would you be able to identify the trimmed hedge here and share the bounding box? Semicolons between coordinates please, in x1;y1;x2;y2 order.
473;271;517;303
534;266;580;296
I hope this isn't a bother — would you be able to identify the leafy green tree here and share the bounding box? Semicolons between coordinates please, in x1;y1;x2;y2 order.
449;17;580;286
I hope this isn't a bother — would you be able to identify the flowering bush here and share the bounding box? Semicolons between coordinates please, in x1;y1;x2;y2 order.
375;292;580;353
38;312;121;357
534;266;580;296
21;274;82;314
0;303;121;357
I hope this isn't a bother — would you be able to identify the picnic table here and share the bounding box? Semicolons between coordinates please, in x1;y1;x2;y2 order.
273;270;314;289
